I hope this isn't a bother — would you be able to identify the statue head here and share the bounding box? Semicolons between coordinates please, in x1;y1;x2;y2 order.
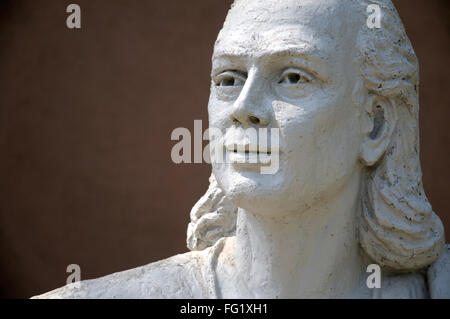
187;0;445;272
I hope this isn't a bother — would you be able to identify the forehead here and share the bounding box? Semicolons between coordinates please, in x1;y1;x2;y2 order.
214;0;356;61
214;24;323;60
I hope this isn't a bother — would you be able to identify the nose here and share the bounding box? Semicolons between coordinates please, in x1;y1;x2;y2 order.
230;70;271;127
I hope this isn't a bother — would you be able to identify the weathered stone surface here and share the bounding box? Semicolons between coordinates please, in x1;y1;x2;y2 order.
34;0;449;299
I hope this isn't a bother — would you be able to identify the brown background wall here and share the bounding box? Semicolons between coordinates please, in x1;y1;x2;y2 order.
0;0;448;298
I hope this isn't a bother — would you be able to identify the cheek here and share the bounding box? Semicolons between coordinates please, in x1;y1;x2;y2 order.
276;95;361;190
208;96;233;129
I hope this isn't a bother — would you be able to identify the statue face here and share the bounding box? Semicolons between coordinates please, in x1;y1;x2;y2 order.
209;0;365;215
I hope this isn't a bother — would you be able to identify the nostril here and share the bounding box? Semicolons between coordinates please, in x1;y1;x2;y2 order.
249;116;260;124
232;118;240;125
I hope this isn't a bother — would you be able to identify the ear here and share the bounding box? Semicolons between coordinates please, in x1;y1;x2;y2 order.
360;95;397;166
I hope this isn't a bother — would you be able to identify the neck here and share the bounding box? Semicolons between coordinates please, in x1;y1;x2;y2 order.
233;172;366;298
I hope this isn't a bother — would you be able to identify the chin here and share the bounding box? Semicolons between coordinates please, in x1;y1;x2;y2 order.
213;163;302;215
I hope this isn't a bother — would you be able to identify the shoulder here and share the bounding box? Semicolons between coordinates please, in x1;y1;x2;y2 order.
32;250;211;299
378;272;428;299
379;244;450;299
427;244;450;298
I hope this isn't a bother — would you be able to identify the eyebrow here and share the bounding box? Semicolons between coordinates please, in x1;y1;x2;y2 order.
214;36;322;57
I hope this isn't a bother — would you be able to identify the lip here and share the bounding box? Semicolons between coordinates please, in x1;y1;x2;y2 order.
224;143;279;155
224;143;279;165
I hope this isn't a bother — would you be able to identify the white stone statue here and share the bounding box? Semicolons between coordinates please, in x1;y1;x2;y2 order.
34;0;449;299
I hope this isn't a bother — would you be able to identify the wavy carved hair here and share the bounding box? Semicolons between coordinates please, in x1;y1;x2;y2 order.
187;0;445;271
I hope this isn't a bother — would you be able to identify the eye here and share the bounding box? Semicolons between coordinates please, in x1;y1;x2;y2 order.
214;70;246;87
278;68;311;85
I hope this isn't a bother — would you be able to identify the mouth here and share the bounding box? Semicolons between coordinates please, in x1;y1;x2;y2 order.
225;143;278;155
224;143;279;165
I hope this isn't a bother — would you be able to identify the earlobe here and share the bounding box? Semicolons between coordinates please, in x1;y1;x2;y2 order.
360;96;397;166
